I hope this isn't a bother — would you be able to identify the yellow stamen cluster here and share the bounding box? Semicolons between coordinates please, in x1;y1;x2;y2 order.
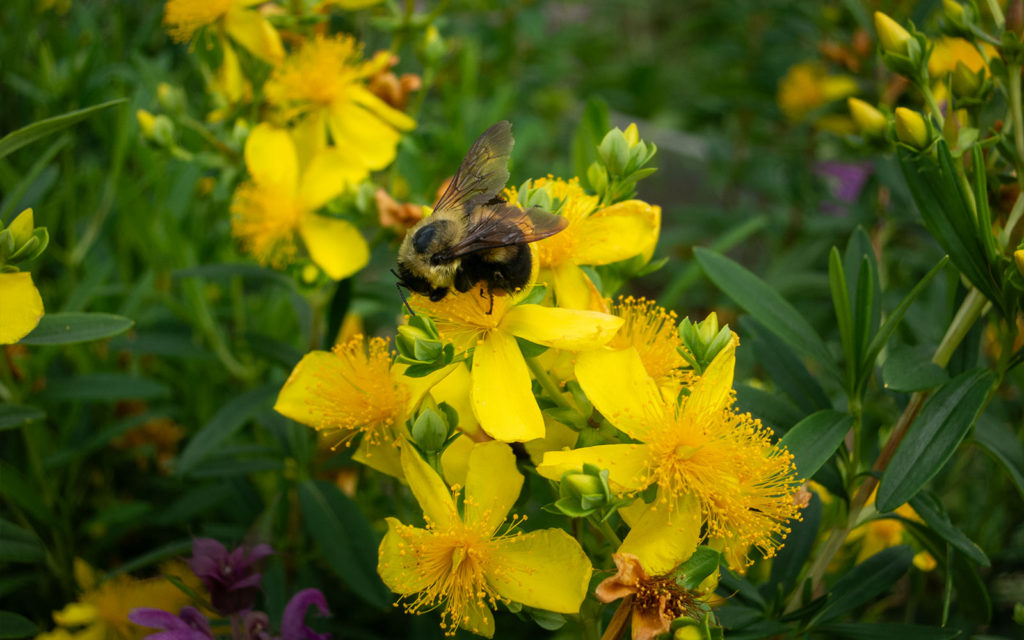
307;336;407;449
609;297;689;386
265;35;370;115
382;486;531;637
230;183;304;269
163;0;236;42
644;404;799;560
412;286;510;347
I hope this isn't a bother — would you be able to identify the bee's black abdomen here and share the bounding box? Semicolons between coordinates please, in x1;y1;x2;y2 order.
456;244;532;294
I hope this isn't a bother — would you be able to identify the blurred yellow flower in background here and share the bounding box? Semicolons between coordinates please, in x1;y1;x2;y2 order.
163;0;284;64
35;560;196;640
231;123;368;279
265;35;416;170
412;286;622;442
777;62;859;130
507;178;660;309
378;442;591;637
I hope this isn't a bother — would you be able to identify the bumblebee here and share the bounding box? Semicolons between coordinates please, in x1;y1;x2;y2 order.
395;121;567;306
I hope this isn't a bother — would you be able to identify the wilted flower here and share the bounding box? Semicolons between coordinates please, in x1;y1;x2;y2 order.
596;553;701;640
540;337;801;573
378;442;591;637
187;537;273;615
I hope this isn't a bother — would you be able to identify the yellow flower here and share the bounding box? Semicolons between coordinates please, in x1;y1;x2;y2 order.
539;337;800;573
231;123;368;279
607;296;690;391
275;335;450;478
412;285;623;442
1;208;45;344
847;488;935;570
36;560;193;640
506;178;660;309
265;35;415;171
777;62;859;123
163;0;283;64
378;441;592;637
928;37;989;78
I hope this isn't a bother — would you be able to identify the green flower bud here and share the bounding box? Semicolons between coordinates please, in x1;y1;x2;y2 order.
411;408;449;454
875;11;912;55
1015;249;1024;279
848;98;888;137
894;107;931;148
952;61;982;97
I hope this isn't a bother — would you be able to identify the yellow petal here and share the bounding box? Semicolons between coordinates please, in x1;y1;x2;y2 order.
399;441;457;529
8;208;34;246
327;101;401;171
618;491;701;574
537;443;651;494
245;124;297;192
223;4;284;64
546;263;604;311
486;529;591;613
350;86;416;130
461;601;495;638
471;331;544;442
52;603;98;627
394;362;457;415
464;442;522;535
298;214;369;280
680;333;737;424
292;110;327;170
500;304;622;351
429;362;479;436
216;37;248;103
0;272;44;344
273;351;333;426
575;347;663;441
523;417;579;466
570;200;659;265
440;433;475;487
299;149;367;210
352;436;403;479
378;517;434;594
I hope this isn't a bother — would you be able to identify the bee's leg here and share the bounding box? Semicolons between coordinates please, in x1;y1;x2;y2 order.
486;290;495;315
396;282;416;316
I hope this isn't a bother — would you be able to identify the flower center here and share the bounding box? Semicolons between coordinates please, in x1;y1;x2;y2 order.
608;297;689;386
230;183;305;269
266;35;364;109
412;285;510;348
306;337;408;449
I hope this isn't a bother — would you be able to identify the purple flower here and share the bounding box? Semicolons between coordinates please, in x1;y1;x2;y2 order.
815;161;872;216
187;538;274;615
280;589;331;640
130;607;213;640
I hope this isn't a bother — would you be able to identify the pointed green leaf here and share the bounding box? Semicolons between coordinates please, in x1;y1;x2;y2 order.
780;410;852;481
694;248;836;375
0;405;44;431
297;479;389;610
971;417;1024;499
0;99;127;160
743;318;831;414
0;612;39;639
20;312;134;345
37;373;170;402
176;384;278;475
829;247;856;384
882;346;949;392
815;546;914;622
877;369;995;512
908;492;989;566
770;491;821;596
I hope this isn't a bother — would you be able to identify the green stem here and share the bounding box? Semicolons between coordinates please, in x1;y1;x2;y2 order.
1000;189;1024;249
987;0;1006;30
920;82;945;128
526;356;574;410
592;516;622;547
786;287;989;612
1008;64;1024;189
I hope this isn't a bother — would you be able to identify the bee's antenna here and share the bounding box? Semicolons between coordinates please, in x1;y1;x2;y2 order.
391;269;416;317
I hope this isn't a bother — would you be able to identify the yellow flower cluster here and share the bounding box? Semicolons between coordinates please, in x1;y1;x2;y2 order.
271;133;802;635
160;0;417;279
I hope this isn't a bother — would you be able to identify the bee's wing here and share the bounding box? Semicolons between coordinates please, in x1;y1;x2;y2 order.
445;205;568;258
432;121;514;214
